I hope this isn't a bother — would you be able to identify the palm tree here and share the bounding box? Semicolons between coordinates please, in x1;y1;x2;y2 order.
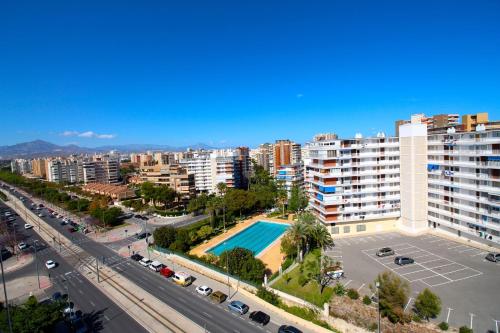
310;223;334;249
288;221;308;262
276;180;288;218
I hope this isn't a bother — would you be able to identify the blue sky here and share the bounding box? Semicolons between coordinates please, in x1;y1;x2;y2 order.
1;1;499;148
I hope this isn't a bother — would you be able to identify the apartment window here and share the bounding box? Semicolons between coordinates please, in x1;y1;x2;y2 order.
331;227;340;234
343;226;350;233
356;224;366;232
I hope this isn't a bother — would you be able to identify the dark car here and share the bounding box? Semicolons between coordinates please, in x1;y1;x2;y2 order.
134;214;142;219
485;253;500;263
249;311;270;325
60;221;68;226
394;256;414;265
1;248;12;261
278;325;303;333
136;232;151;240
376;247;395;257
68;227;78;233
130;253;144;261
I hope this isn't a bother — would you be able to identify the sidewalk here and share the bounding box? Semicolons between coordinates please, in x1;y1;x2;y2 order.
0;275;52;303
92;223;142;243
2;252;34;273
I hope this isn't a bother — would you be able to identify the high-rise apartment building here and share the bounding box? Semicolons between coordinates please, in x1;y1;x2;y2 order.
272;140;301;175
276;163;304;197
427;118;500;245
83;156;120;184
10;159;32;174
304;133;401;235
31;159;47;178
253;143;273;172
180;152;213;193
235;147;252;189
47;158;82;183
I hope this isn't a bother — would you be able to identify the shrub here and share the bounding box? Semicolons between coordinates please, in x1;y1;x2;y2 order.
459;327;473;333
298;275;308;287
347;288;359;300
368;323;378;331
363;295;372;305
281;257;294;271
256;287;280;306
438;322;449;331
333;283;346;296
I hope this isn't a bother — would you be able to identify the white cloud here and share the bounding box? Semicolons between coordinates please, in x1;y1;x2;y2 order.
60;130;116;139
61;130;79;137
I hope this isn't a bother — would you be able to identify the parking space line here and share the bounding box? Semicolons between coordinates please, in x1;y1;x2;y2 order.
400;268;431;276
344;280;352;287
404;297;413;312
458;248;478;254
418;258;442;264
441;267;468;276
426;262;458;270
357;283;365;292
447;245;467;250
471;251;487;257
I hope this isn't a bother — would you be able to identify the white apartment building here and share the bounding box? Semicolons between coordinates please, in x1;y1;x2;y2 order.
10;159;32;174
47;159;83;183
276;163;304;197
180;152;213;193
427;125;500;245
304;133;401;236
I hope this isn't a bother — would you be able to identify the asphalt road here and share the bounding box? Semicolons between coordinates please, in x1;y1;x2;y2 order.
0;201;148;333
4;185;292;333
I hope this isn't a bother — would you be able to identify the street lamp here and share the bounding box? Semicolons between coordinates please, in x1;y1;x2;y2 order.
0;249;13;333
376;281;381;333
33;240;40;289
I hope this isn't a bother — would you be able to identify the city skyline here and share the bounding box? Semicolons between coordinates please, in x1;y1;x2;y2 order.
1;1;500;147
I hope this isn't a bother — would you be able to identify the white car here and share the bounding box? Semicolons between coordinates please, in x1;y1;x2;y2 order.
38;213;44;217
139;258;152;267
18;242;28;250
45;260;57;269
195;285;212;296
24;224;33;230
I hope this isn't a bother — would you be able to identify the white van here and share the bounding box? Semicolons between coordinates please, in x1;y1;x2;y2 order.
172;272;193;286
148;261;163;272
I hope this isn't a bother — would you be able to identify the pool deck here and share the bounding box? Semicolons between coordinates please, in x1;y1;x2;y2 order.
189;214;292;273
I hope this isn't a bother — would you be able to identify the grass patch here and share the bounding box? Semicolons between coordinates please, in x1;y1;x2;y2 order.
272;260;334;307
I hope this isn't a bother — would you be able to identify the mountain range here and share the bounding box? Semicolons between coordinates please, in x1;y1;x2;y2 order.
0;140;217;159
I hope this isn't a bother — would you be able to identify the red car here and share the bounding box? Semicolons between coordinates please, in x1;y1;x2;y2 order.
160;267;174;278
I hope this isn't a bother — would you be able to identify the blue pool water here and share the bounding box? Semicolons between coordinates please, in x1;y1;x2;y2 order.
208;221;290;256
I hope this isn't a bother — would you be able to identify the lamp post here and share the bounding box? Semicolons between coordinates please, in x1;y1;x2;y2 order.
376;281;381;333
33;240;40;289
0;251;13;333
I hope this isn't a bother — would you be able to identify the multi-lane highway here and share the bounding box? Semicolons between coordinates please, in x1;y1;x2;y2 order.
0;200;147;333
2;184;305;333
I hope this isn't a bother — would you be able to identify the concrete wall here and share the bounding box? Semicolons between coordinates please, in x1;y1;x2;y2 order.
329;217;399;238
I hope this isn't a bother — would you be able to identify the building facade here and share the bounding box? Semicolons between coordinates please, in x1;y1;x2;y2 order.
304;133;401;236
276;163;304;197
82;156;120;184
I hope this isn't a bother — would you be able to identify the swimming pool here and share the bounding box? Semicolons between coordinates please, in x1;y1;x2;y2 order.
208;221;290;256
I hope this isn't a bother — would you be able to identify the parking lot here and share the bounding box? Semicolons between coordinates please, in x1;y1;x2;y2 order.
325;232;500;333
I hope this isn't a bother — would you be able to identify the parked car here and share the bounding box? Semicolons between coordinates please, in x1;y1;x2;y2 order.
18;242;28;250
38;213;44;217
1;248;12;260
249;311;270;325
139;258;152;267
68;227;78;233
209;291;227;304
195;285;212;296
172;272;193;286
51;292;68;302
45;260;57;269
394;256;414;265
485;252;500;263
60;220;68;226
24;224;33;230
227;301;249;315
136;232;151;240
160;266;174;278
278;325;303;333
130;253;144;261
376;247;395;257
148;261;164;272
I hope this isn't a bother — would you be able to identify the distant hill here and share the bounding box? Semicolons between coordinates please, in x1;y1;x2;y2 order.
0;140;217;159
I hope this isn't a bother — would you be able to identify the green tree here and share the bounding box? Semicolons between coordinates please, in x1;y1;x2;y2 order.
414;288;442;321
372;271;411;323
308;222;334;249
280;233;298;258
153;226;177;248
303;250;336;293
288;221;308;261
196;225;213;240
219;247;266;282
276;180;288;217
287;185;308;213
